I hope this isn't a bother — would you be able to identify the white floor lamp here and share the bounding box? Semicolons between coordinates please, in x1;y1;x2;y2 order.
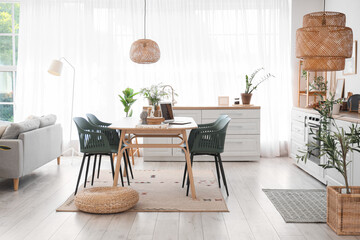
48;57;77;156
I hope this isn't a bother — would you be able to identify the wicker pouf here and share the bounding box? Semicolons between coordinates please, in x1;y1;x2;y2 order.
75;187;139;214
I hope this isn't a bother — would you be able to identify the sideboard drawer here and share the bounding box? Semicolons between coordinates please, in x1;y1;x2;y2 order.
292;110;306;123
173;110;202;123
143;138;172;156
202;118;260;134
222;135;260;157
202;109;260;119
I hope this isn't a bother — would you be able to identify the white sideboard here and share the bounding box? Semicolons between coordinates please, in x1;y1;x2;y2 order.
143;106;261;162
290;107;360;186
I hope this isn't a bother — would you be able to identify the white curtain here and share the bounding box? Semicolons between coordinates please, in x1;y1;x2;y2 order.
16;0;292;157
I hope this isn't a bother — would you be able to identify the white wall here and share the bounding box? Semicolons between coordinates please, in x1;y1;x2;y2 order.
327;0;360;95
291;0;323;106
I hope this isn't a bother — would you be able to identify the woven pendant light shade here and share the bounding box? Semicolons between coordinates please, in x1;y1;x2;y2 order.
296;11;353;71
130;39;160;64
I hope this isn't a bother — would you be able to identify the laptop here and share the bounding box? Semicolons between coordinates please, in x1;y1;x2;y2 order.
160;102;191;125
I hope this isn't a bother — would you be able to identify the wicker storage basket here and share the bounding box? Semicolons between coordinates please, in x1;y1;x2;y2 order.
147;117;164;125
75;187;139;214
327;186;360;235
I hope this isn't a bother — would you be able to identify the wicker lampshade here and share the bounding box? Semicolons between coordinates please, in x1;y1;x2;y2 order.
296;11;353;71
130;39;160;64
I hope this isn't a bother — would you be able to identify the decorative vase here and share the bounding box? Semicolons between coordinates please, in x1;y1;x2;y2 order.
332;103;341;115
140;108;148;124
327;186;360;235
241;93;252;105
153;105;162;117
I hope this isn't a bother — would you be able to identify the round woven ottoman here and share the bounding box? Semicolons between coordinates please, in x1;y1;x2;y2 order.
75;187;139;214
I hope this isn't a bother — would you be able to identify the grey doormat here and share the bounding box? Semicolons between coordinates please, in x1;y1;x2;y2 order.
262;189;326;223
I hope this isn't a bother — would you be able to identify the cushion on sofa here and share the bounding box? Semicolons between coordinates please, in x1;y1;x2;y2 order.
1;119;41;139
39;114;57;128
0;125;8;138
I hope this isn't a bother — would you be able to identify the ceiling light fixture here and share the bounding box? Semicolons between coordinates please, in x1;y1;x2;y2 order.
296;0;353;71
130;0;160;64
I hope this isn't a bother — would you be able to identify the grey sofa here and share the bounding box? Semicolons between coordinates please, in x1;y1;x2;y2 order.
0;124;62;190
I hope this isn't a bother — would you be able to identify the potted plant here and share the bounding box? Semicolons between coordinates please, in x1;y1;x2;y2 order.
118;88;139;117
140;83;171;117
297;94;360;235
242;68;273;105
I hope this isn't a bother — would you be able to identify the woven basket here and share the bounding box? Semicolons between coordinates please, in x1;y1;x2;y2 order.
75;187;139;214
327;186;360;235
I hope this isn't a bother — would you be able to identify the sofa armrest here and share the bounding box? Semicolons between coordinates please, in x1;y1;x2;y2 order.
0;139;23;178
19;124;62;175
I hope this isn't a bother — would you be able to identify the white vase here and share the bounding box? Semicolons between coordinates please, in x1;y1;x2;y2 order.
332;103;341;115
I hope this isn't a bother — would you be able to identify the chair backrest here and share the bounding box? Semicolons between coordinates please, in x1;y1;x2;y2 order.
190;116;231;154
86;113;111;127
73;117;110;153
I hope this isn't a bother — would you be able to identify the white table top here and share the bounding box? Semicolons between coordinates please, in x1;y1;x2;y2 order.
110;117;198;131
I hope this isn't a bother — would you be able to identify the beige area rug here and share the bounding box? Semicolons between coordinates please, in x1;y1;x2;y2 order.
57;169;228;212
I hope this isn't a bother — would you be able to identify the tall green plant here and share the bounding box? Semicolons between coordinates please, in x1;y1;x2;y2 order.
118;88;139;117
244;68;274;94
297;94;360;194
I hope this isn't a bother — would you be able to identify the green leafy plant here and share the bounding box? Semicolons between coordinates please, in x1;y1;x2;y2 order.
140;83;172;107
309;76;327;92
118;88;139;117
0;145;11;150
297;94;360;194
244;68;274;94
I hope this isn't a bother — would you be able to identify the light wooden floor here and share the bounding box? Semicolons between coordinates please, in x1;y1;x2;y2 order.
0;157;358;240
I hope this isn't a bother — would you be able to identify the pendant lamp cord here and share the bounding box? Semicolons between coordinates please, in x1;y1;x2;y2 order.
322;0;326;26
144;0;147;39
323;0;326;12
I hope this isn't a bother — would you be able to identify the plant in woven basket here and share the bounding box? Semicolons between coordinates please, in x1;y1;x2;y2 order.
118;88;139;117
0;145;11;150
297;94;360;194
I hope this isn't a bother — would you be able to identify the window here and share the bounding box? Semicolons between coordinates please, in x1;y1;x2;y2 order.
0;2;19;122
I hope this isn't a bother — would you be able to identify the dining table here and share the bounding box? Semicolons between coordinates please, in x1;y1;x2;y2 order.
110;117;198;199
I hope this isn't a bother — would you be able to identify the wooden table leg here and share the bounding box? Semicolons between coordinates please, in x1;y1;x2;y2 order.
182;130;196;199
113;131;126;186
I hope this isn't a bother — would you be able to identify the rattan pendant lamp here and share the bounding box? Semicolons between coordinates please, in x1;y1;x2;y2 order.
130;0;160;64
296;0;353;71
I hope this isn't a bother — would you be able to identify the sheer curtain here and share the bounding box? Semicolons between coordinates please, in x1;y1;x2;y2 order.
16;0;291;157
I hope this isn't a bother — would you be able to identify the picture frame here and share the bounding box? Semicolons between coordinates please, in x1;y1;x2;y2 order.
335;78;345;100
343;40;357;75
218;96;229;106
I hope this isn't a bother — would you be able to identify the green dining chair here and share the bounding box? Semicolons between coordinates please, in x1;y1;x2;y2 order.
183;115;231;196
73;117;127;195
86;113;133;180
181;114;228;188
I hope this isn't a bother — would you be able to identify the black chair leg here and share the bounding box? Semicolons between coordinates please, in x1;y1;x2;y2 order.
218;154;229;196
91;154;97;186
123;152;130;185
97;155;102;178
74;154;86;195
182;162;187;188
109;154;115;179
125;149;134;179
84;155;91;188
214;155;221;188
186;154;194;196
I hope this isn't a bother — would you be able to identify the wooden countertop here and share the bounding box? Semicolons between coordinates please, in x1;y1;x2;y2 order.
293;107;360;124
173;105;260;110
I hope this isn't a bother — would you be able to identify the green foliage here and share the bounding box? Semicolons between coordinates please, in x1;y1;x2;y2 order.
309;76;326;92
297;94;360;194
118;88;139;117
244;68;274;94
140;83;171;107
0;3;19;65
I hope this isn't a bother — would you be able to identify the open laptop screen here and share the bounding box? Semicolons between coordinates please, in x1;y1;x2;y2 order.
160;102;174;121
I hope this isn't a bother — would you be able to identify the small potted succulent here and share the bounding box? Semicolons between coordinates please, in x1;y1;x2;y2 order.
118;88;139;117
242;68;273;105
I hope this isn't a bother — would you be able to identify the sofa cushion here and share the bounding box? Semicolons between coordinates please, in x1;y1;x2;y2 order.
1;119;41;139
39;114;57;128
0;125;8;138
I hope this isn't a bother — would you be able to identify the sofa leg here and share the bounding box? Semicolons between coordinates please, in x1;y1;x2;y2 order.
57;157;61;165
13;178;19;191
